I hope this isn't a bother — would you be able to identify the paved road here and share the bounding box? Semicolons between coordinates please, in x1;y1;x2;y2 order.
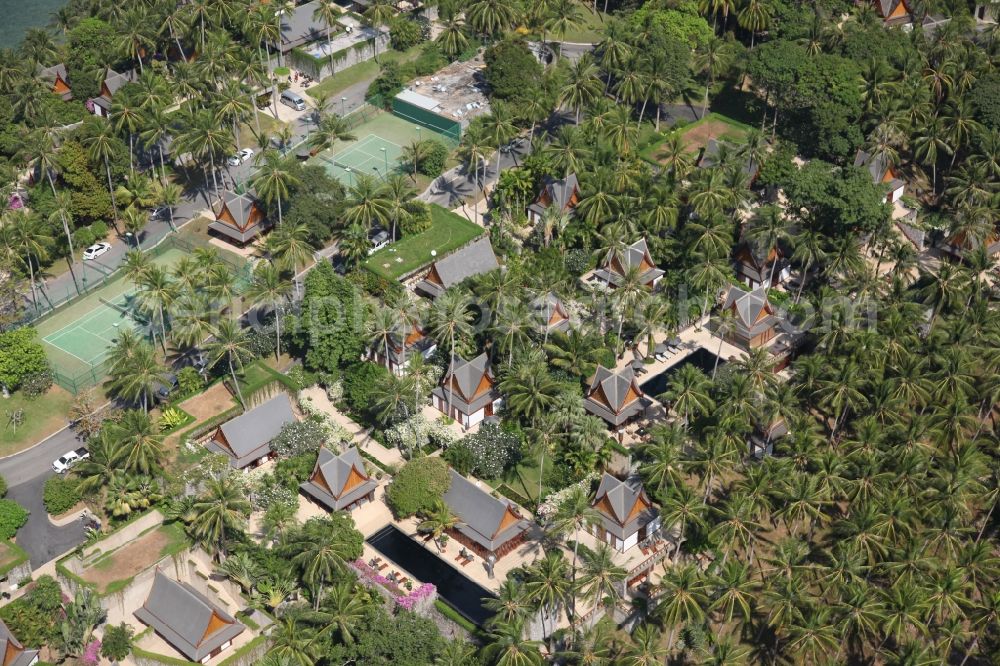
8;470;86;567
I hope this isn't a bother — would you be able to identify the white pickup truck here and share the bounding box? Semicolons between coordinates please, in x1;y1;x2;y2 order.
52;447;89;474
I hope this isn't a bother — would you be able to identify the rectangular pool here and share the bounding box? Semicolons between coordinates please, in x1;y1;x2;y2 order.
640;347;723;398
367;524;497;626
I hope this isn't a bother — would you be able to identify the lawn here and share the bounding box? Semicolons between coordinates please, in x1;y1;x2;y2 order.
238;111;286;149
553;9;610;43
639;112;751;165
306;44;425;100
362;205;484;280
0;386;74;456
487;459;550;509
80;522;189;594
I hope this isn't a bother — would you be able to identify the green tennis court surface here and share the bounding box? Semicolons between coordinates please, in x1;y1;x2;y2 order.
316;134;404;183
41;295;148;368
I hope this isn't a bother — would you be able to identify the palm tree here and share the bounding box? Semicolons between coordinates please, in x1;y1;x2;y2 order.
310;580;367;645
106;339;168;413
499;363;560;424
71;430;124;495
6;210;49;310
266;223;315;274
551;486;601;616
436;16;469;60
484;102;517;181
694;37;733;118
136;265;176;350
466;0;519;37
313;0;342;73
417;500;460;552
27;130;79;293
83;119;122;225
344;173;391;231
656;564;710;651
738;0;772;50
428;289;474;419
309;112;355;165
457;125;489;221
485;579;535;627
266;618;320;666
620;624;667;666
283;517;357;608
253;150;300;227
559;54;603;123
484;620;543;666
152;180;182;233
205;318;253;408
525;550;573;640
579;543;627;611
661;364;715;425
109;410;164;474
192;477;250;561
245;262;292;357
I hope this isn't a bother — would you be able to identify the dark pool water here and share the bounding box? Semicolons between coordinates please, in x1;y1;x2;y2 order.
367;524;498;626
639;347;723;397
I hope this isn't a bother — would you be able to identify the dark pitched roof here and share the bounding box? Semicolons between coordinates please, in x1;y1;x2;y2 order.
208;394;296;468
134;571;245;662
375;325;436;365
39;62;67;82
594;238;664;288
102;67;137;97
0;619;39;666
722;286;778;339
431;353;499;415
584;366;648;426
734;238;787;284
443;469;529;553
211;190;270;243
592;473;659;541
854;149;904;192
300;446;377;511
275;0;332;52
698;139;759;179
415;237;499;298
527;173;579;217
532;292;571;332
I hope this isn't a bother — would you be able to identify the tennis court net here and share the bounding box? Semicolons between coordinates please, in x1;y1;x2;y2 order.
99;296;148;324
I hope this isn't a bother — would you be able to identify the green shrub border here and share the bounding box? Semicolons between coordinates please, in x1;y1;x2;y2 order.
434;599;478;633
0;540;28;578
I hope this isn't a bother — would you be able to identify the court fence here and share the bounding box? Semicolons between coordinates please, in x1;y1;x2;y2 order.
390;97;462;146
25;234;253;328
33;234;254;394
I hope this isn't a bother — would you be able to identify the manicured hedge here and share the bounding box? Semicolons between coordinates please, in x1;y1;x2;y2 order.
385;457;450;518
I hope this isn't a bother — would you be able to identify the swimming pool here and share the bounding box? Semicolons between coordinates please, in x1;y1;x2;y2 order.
367;524;497;626
639;347;723;398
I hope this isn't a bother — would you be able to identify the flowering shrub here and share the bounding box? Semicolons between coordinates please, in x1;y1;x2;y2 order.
537;473;600;519
8;193;23;210
352;560;437;612
298;393;352;444
81;640;101;666
384;414;457;454
447;422;520;480
85;98;95;113
270;420;325;457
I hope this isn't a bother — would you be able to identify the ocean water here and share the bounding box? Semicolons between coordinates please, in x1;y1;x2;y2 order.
0;0;66;49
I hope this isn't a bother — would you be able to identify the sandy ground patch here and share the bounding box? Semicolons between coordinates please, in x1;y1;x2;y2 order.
80;528;172;593
178;382;236;422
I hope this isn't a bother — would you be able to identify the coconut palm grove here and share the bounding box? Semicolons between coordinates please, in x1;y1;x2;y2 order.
2;0;1000;664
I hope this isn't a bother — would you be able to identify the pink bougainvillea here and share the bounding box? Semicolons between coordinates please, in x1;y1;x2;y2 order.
8;194;23;210
82;640;101;666
352;560;436;611
85;99;95;114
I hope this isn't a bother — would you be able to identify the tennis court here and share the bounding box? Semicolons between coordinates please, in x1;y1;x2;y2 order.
41;294;149;369
310;110;455;185
315;133;405;183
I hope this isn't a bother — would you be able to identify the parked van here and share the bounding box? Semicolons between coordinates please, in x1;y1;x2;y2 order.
280;90;306;111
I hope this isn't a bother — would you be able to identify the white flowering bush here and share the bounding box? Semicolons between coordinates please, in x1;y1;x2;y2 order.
537;473;600;520
447;423;520;480
270;421;326;458
298;393;352;445
180;452;233;487
325;379;344;403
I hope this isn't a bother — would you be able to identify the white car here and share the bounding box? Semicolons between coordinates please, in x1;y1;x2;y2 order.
227;148;255;166
83;242;111;260
52;447;90;473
